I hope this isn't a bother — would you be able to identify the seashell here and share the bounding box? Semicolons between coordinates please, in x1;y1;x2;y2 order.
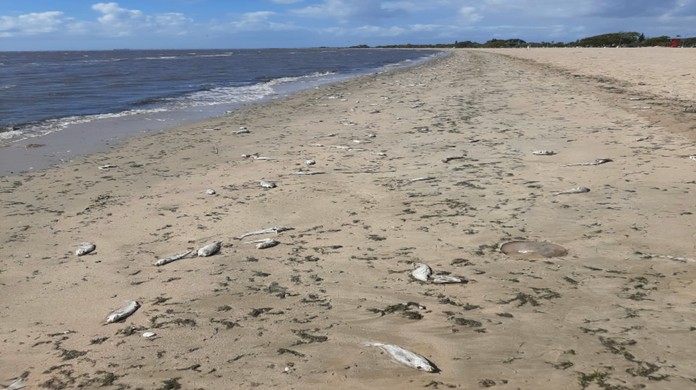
206;189;216;195
197;241;222;257
305;159;316;165
106;300;140;323
75;242;96;256
365;342;439;372
142;331;156;338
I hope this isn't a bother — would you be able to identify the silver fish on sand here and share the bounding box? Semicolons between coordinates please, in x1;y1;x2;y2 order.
305;159;316;165
431;274;466;284
242;153;273;160
106;300;140;324
411;263;432;282
260;180;276;189
411;263;466;284
98;164;117;170
364;342;439;372
197;241;222;257
5;378;26;390
294;170;325;175
533;150;556;156
75;242;96;256
409;176;435;183
153;250;192;266
552;186;590;196
563;158;612;167
206;188;216;195
247;238;280;249
236;226;293;240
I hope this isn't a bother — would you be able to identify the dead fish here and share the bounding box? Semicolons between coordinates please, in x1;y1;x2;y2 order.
206;189;216;195
98;164;117;170
106;300;140;324
5;378;26;390
294;171;325;175
233;127;250;134
247;238;279;249
563;158;613;167
689;155;696;161
236;226;293;240
242;153;273;160
305;159;316;165
408;176;435;183
142;331;156;338
260;180;276;189
532;150;556;156
411;263;432;282
412;263;466;284
75;242;96;256
364;342;438;372
431;274;466;284
552;186;590;196
197;241;222;257
153;250;192;266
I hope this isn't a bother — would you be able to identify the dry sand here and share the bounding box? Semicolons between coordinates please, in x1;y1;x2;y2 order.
1;48;695;389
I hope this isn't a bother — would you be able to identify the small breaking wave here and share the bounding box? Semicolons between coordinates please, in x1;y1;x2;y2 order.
1;108;168;144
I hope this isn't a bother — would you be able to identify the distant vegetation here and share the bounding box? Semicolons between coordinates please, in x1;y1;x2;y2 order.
353;32;695;49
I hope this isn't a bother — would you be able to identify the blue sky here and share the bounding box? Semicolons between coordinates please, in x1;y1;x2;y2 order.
1;1;695;50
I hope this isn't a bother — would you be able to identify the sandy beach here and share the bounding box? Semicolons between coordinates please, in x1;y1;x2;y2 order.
1;48;695;389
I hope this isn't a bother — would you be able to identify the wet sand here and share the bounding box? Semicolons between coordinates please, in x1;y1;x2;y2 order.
1;48;695;389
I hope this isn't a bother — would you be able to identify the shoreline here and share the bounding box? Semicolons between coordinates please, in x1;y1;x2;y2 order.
1;49;695;389
0;49;446;177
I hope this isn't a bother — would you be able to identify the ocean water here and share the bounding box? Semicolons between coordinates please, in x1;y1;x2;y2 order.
0;48;442;144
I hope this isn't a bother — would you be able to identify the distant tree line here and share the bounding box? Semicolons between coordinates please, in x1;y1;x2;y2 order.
352;32;695;49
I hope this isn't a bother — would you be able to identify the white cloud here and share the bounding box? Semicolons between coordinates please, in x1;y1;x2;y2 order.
354;24;406;36
459;6;482;23
92;2;145;36
293;0;406;22
213;11;299;32
91;2;193;37
0;11;67;37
